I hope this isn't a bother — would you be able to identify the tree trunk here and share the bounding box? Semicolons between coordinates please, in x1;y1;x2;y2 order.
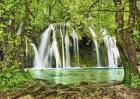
113;0;131;84
19;0;31;68
125;0;139;76
113;0;140;85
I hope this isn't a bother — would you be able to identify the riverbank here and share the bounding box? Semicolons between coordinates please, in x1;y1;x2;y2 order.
0;79;140;99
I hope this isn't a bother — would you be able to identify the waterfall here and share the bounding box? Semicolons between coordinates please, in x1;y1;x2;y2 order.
31;43;43;68
60;26;66;68
31;23;120;68
31;23;72;68
32;24;62;68
8;19;12;25
102;29;120;67
17;22;23;34
48;27;62;68
38;24;52;65
89;27;101;67
31;23;121;69
65;31;71;68
25;38;28;65
72;28;79;66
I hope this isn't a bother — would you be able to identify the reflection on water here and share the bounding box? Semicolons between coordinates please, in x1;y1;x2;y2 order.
28;68;124;84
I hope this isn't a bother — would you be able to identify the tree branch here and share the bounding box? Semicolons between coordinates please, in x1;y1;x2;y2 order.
88;0;99;11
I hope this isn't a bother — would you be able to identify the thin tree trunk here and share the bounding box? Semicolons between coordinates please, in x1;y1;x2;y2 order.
10;13;17;62
136;6;140;45
0;17;9;62
19;0;30;68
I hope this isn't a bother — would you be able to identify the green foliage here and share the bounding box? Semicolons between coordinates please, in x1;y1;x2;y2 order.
123;64;140;88
0;32;32;91
4;33;21;66
0;63;32;90
1;0;140;89
123;63;131;85
131;75;140;88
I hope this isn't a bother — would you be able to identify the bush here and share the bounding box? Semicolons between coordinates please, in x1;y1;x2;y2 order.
0;63;32;90
131;75;140;88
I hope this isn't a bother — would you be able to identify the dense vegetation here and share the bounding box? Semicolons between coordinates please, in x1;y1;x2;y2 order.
0;0;140;90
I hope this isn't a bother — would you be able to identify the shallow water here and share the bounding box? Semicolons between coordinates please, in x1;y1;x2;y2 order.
27;67;125;84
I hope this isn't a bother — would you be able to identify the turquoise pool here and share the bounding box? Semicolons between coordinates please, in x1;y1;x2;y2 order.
27;67;125;84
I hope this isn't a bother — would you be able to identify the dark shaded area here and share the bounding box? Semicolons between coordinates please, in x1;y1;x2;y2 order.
0;49;4;61
79;36;95;49
79;36;96;67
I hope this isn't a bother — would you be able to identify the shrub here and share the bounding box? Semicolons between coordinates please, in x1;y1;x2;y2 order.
131;75;140;88
0;63;32;90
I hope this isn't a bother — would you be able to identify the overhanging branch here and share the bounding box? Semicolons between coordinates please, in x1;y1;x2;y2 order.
76;9;129;13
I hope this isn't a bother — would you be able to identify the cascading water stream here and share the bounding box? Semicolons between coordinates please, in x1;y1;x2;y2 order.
32;24;62;68
60;26;66;68
49;27;62;68
25;38;28;65
31;43;42;68
8;19;12;25
72;28;79;66
65;31;71;68
89;27;101;67
102;29;120;67
38;25;52;65
17;22;23;34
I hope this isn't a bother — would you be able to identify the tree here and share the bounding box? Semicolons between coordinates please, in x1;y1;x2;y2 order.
113;0;139;85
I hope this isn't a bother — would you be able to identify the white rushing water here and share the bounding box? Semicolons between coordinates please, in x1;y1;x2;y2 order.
31;43;43;68
89;27;101;67
17;22;23;34
60;26;66;68
31;23;119;69
32;24;62;68
32;24;73;68
102;29;120;67
48;30;62;68
65;31;71;68
38;24;52;64
72;28;79;66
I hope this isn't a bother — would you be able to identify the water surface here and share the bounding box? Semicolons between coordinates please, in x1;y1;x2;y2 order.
28;67;124;84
